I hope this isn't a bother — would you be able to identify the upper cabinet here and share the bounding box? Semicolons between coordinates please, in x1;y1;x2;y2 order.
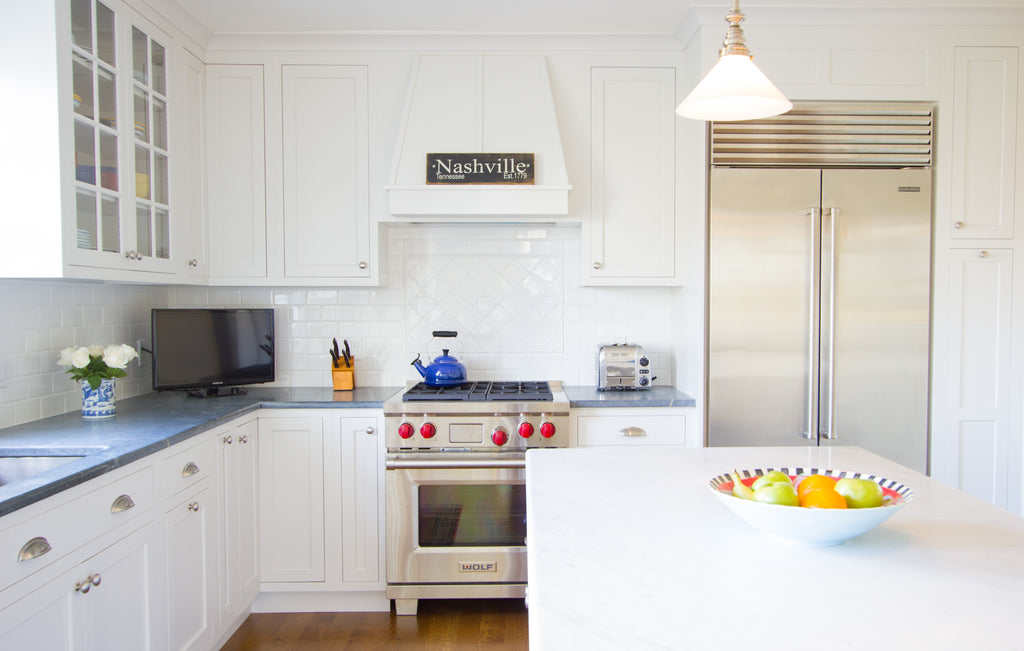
205;63;376;285
0;0;199;282
584;67;678;285
949;47;1019;239
205;64;267;280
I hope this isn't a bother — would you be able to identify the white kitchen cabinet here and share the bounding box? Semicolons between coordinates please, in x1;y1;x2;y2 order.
938;249;1014;508
0;521;159;651
584;67;678;285
253;410;386;612
281;65;372;281
217;417;259;628
164;483;216;651
949;47;1019;239
177;47;208;278
338;416;382;583
1;0;188;281
258;416;325;583
572;408;694;447
205;62;376;286
205;63;268;280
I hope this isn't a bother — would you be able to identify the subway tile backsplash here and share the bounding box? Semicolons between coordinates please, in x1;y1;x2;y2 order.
0;224;677;428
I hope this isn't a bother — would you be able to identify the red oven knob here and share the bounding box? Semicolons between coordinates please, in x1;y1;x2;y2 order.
492;427;509;446
540;422;556;438
398;422;414;439
420;422;437;439
518;422;534;438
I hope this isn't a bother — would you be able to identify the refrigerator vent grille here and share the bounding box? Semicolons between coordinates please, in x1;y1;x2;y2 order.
711;101;933;168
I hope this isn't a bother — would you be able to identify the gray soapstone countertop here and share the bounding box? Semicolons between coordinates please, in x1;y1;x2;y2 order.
563;386;696;408
0;386;402;517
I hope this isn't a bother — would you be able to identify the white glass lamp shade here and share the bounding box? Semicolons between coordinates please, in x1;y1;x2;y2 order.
676;54;793;122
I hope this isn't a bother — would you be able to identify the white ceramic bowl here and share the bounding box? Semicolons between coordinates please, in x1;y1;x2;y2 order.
709;468;913;546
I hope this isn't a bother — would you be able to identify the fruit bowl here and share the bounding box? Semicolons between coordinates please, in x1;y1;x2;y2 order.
708;468;913;546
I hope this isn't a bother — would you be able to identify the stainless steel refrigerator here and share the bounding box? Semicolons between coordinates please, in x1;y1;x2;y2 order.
708;167;931;473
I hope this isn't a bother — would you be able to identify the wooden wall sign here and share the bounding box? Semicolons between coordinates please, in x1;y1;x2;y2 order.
426;153;535;185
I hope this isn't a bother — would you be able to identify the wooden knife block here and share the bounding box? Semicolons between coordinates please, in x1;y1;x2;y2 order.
332;359;354;391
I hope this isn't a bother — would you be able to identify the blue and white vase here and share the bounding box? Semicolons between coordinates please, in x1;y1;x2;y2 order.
82;379;116;419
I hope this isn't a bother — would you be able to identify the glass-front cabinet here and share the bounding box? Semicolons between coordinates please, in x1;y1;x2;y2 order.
67;0;174;274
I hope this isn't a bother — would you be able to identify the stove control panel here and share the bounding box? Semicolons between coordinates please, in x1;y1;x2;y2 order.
386;413;569;449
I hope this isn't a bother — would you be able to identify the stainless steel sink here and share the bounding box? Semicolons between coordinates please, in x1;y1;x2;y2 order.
0;456;85;487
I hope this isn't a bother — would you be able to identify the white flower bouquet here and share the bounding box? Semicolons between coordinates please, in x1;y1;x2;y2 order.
58;343;139;389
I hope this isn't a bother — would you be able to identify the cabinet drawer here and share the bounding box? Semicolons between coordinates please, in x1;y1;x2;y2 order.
162;437;215;500
577;415;686;446
0;465;155;590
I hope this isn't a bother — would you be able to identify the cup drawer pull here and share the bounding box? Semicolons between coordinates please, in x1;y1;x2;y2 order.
18;536;52;562
181;462;200;478
618;427;648;437
110;494;135;514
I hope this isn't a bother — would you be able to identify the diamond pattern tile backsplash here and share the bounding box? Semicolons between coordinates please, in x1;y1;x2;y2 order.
0;224;680;427
405;253;564;355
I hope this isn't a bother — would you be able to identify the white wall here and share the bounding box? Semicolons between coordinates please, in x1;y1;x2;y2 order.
0;224;682;428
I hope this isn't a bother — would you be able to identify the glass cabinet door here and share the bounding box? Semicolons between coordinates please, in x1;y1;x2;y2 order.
68;0;173;270
131;26;170;261
71;0;121;255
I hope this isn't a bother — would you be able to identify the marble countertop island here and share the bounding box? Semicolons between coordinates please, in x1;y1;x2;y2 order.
525;446;1024;650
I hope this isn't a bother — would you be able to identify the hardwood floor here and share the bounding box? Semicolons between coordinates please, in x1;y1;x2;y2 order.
220;599;529;650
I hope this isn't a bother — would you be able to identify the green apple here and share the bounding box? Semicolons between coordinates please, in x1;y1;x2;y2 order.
751;470;792;491
835;477;884;508
752;481;799;506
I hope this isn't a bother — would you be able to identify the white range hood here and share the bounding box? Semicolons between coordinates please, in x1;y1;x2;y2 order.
387;55;572;217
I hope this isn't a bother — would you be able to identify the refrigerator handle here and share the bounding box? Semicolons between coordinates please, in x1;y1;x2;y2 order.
804;207;821;441
820;207;839;440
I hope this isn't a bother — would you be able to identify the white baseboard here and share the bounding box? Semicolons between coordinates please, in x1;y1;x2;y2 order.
250;590;390;613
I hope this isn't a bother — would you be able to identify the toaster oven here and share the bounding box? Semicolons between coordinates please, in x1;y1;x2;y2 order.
597;344;653;390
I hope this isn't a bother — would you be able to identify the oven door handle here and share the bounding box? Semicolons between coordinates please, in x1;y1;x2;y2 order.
386;457;526;470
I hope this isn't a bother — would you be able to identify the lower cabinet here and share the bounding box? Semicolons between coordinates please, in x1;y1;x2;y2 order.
573;408;695;447
165;483;216;651
258;416;326;583
0;522;159;651
217;417;260;628
256;410;385;608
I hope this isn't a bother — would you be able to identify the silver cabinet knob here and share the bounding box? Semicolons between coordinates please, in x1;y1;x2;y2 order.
979;250;990;259
358;261;368;270
17;537;52;562
954;220;966;230
593;262;602;270
238;434;248;443
223;435;233;444
365;426;375;435
181;461;199;477
74;574;101;594
188;502;200;512
188;258;198;267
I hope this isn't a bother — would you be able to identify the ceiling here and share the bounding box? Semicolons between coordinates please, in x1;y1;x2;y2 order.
170;0;1024;37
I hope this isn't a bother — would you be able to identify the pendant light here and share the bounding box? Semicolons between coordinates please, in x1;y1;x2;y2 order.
676;0;792;122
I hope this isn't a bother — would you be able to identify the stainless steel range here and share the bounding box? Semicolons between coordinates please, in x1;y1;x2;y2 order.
383;380;570;616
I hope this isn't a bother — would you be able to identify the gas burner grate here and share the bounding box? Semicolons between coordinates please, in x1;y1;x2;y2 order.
403;381;552;402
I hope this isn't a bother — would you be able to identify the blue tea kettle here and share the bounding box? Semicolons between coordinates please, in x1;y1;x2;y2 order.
411;331;467;386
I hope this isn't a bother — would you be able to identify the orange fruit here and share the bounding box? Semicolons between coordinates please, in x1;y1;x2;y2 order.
800;488;848;509
797;474;837;499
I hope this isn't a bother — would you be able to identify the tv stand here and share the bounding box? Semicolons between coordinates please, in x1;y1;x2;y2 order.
185;386;249;399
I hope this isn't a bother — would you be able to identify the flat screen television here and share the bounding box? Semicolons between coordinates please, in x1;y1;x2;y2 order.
152;308;275;397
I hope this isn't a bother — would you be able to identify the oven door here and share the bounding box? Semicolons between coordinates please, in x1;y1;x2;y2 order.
386;452;527;586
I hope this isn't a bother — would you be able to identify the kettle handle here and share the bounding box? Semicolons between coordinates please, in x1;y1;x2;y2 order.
432;330;458;338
